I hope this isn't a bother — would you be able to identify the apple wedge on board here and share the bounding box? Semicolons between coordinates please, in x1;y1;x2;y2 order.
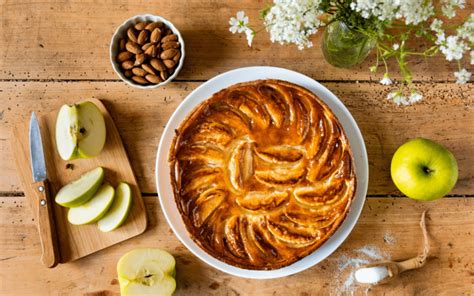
98;182;132;232
68;183;115;225
56;101;106;160
55;167;105;207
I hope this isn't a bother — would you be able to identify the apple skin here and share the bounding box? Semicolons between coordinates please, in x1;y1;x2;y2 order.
55;167;105;207
391;138;458;201
67;183;115;225
55;101;106;161
97;182;132;232
117;248;176;296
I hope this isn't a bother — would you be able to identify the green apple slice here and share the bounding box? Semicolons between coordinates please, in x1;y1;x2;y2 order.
117;248;176;296
76;101;106;158
56;104;79;160
55;101;106;160
55;167;104;207
68;183;115;225
97;182;132;232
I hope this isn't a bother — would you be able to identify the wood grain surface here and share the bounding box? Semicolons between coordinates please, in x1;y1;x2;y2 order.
1;81;472;195
0;0;473;295
1;196;472;295
11;98;147;263
0;1;471;81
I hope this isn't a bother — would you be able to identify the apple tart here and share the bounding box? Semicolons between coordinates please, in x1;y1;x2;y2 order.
169;80;356;270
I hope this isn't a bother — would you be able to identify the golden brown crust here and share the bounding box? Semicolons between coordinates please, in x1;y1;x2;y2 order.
169;79;356;270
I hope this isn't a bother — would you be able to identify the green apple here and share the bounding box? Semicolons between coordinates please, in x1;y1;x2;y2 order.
67;183;115;225
55;101;106;160
391;138;458;201
55;167;105;207
97;182;132;232
117;248;176;296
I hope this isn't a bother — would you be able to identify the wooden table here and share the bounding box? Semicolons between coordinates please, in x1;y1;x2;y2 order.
0;1;472;295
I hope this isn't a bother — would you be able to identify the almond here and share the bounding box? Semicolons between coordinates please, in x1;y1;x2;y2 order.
123;70;133;78
142;63;157;75
125;41;142;54
161;34;178;43
142;43;153;51
132;67;148;77
127;28;138;43
134;22;149;31
119;38;126;51
162;41;180;50
150;58;167;72
144;45;157;57
150;28;162;43
117;51;133;62
173;51;181;62
145;74;163;84
160;48;178;60
160;70;169;81
137;30;149;45
145;21;164;31
155;45;162;56
132;76;148;85
134;53;146;66
163;59;176;69
121;60;134;70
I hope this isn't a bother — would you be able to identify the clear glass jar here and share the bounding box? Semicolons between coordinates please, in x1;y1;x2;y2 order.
322;20;376;68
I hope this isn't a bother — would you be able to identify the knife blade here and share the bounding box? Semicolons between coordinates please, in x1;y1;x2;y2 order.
28;112;60;268
29;112;47;182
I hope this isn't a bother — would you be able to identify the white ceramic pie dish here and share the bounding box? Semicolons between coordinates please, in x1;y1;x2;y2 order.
155;66;368;279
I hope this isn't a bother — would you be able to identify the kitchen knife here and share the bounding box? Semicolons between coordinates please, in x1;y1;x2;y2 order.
29;112;60;268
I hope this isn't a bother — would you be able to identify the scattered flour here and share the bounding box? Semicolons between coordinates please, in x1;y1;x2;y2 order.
383;232;396;245
356;246;385;260
332;245;391;295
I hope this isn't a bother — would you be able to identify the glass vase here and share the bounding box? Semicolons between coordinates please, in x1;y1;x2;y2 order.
322;20;376;68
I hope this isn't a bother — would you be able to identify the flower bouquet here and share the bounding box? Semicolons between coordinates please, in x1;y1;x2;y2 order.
229;0;473;105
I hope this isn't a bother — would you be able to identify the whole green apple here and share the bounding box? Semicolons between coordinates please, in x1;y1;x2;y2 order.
391;138;458;201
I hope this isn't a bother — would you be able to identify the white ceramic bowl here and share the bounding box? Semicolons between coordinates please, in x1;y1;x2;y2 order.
110;14;185;89
156;67;369;279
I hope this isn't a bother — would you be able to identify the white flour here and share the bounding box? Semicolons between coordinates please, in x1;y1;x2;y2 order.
332;245;391;295
354;266;389;284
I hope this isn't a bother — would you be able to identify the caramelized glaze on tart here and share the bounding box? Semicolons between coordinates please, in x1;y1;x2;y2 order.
169;80;356;270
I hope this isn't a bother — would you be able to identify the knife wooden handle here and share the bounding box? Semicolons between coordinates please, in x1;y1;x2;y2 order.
32;180;60;268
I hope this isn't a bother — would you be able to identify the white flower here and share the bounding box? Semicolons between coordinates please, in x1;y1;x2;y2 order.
441;0;465;19
264;0;324;50
454;68;472;84
350;0;434;25
392;43;400;50
430;19;444;34
439;35;468;61
387;91;409;106
245;28;255;47
229;11;250;34
409;91;423;104
379;73;392;85
457;13;474;43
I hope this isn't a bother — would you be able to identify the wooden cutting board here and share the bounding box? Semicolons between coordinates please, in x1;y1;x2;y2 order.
11;98;147;263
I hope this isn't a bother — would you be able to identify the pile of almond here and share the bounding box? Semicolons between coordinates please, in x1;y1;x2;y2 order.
116;21;181;85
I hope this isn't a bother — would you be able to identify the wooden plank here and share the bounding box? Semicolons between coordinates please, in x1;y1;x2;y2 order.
0;1;471;81
0;195;472;295
11;98;147;263
1;81;472;195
